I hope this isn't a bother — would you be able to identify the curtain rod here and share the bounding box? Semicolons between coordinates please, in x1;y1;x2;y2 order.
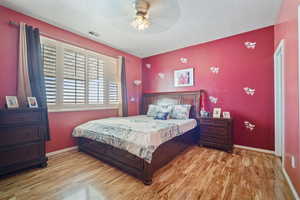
8;20;119;59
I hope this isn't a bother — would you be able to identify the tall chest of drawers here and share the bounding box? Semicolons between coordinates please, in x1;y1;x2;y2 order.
198;117;233;152
0;108;48;176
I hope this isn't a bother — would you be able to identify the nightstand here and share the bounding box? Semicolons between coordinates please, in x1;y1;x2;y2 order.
198;117;233;152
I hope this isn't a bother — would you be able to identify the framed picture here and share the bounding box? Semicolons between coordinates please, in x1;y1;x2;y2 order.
213;108;221;118
174;68;194;87
27;97;38;108
223;111;231;119
6;96;19;108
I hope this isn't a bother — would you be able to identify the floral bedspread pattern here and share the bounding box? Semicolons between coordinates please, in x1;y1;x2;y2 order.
72;115;197;163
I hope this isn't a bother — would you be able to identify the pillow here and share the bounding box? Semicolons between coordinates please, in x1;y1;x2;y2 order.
147;104;160;117
170;104;192;119
154;112;169;120
158;104;173;113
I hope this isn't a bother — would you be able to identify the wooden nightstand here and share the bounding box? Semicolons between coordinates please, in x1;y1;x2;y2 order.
198;117;233;152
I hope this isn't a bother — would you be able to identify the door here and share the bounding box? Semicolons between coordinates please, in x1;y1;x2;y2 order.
274;40;285;161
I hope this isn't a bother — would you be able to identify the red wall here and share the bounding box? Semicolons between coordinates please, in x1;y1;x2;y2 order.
0;6;142;153
143;26;275;150
274;0;300;195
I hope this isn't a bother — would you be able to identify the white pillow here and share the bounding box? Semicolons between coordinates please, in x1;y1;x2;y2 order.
170;104;191;119
147;104;160;117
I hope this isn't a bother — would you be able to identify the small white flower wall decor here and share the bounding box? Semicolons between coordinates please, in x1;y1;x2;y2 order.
145;64;151;69
210;66;219;74
180;57;188;64
158;73;165;79
244;121;255;131
209;96;218;104
243;87;255;96
244;42;256;49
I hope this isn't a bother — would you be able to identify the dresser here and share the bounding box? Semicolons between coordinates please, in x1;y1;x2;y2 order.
198;117;233;152
0;108;48;176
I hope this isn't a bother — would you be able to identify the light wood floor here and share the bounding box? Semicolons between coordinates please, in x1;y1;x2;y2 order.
0;146;294;200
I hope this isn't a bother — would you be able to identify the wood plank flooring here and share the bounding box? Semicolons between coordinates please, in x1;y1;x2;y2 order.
0;146;294;200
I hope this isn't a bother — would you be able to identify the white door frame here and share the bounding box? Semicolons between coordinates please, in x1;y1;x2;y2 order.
274;39;285;166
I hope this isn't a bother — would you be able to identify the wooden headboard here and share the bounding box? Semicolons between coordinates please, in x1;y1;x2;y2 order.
141;90;205;119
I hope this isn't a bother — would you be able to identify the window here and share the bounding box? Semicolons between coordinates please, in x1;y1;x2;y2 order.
41;36;120;112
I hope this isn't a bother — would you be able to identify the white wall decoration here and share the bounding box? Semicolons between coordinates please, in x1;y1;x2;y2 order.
145;63;151;69
244;87;255;96
244;42;256;49
210;66;219;74
180;57;188;63
244;121;255;131
209;96;218;104
158;73;165;79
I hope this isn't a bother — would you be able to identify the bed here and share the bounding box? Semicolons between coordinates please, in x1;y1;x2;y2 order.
73;91;203;185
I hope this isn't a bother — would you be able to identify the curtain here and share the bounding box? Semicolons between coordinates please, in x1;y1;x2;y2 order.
119;56;128;117
17;23;32;106
26;25;51;140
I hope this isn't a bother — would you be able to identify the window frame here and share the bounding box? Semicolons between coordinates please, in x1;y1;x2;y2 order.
41;36;121;112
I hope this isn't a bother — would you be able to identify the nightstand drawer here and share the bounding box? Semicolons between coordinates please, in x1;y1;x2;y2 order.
200;132;229;140
199;118;228;127
200;126;227;136
200;134;230;145
200;140;232;152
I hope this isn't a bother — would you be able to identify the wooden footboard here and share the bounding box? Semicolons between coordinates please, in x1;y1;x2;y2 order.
77;127;199;185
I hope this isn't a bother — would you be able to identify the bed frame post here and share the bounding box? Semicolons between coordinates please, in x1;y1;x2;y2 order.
142;161;153;185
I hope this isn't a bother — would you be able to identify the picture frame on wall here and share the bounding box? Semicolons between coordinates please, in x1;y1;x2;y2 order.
27;97;38;108
174;68;194;87
213;108;222;118
5;96;19;109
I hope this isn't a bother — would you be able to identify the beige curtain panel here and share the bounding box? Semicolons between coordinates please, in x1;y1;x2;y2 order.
17;22;32;106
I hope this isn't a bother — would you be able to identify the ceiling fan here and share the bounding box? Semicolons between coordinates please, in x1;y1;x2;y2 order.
95;0;180;33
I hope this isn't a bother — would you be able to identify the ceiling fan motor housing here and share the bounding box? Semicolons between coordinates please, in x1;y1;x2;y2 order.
135;0;150;15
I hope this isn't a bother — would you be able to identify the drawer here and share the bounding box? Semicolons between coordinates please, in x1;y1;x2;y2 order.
199;118;228;127
200;132;229;140
0;110;43;125
200;134;230;145
108;147;143;169
0;142;43;167
86;141;108;155
200;126;228;136
199;140;232;152
0;126;43;147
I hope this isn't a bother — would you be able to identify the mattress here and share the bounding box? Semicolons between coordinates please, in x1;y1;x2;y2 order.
72;115;197;163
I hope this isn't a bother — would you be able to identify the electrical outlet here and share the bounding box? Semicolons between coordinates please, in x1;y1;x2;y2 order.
291;156;296;168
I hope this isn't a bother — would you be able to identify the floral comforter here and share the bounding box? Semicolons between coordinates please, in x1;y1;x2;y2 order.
72;115;197;163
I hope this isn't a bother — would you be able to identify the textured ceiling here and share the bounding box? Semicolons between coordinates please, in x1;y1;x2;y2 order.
1;0;282;58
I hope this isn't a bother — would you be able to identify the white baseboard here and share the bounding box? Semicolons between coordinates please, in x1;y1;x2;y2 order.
282;166;300;200
234;145;275;155
46;146;78;157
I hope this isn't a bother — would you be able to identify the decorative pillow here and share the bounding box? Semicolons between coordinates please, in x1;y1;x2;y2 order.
154;112;169;120
147;104;160;117
158;104;174;113
170;104;192;119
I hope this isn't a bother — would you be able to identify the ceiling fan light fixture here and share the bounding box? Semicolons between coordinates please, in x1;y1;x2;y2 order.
131;15;150;31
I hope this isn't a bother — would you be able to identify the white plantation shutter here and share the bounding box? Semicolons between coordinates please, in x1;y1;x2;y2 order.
40;36;120;111
42;43;57;105
63;49;86;104
109;81;120;104
103;56;120;105
87;56;104;104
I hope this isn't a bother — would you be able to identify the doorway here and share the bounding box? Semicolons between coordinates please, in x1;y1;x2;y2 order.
274;40;285;164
